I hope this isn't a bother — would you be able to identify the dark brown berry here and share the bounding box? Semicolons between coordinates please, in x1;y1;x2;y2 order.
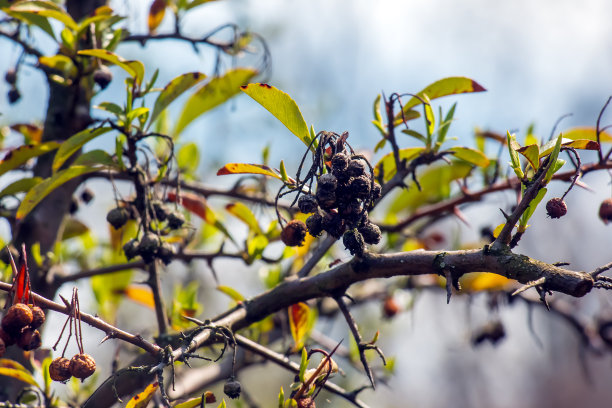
157;242;176;265
49;357;72;382
138;233;161;263
7;88;20;104
371;182;382;201
298;194;319;214
358;222;381;245
69;353;96;379
0;329;15;346
152;200;169;221
546;197;567;219
223;378;241;399
80;188;94;204
93;65;112;89
331;153;349;174
306;213;323;237
343;229;365;257
296;397;316;408
317;173;338;191
382;296;400;319
123;238;140;260
167;211;185;229
281;220;308;247
106;207;129;229
349;175;371;200
316;188;336;210
322;212;345;239
338;199;362;221
17;327;41;351
599;198;612;224
2;304;33;334
4;69;17;85
29;305;45;329
69;197;79;214
347;159;366;178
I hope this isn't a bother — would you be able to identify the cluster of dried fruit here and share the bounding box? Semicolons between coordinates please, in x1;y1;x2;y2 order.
4;68;20;104
0;303;44;355
282;150;382;257
106;200;184;264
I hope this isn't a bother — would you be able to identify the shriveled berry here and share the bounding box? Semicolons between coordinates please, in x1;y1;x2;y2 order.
123;238;140;260
281;220;308;247
358;222;382;245
298;194;319;214
157;242;176;265
349;175;371;200
306;213;323;237
167;211;185;229
331;153;349;173
2;304;33;334
69;197;79;214
338;199;362;222
17;328;41;351
371;182;382;201
93;65;113;89
546;197;567;219
347;159;366;178
316;188;336;210
106;207;129;230
0;329;15;346
223;378;241;399
49;357;72;382
80;188;94;204
599;198;612;224
296;397;316;408
152;200;169;221
4;69;17;85
69;353;96;379
29;305;45;329
317;173;338;191
343;229;365;257
322;212;345;239
8;88;20;104
138;233;161;263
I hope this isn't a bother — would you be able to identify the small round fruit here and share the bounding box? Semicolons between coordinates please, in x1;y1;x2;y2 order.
306;213;323;237
29;305;45;329
281;220;307;247
123;238;140;260
4;69;17;85
343;229;365;257
17;328;41;351
223;378;241;399
2;304;33;334
69;353;96;380
347;159;366;178
322;212;345;239
331;153;349;174
49;357;72;382
296;397;316;408
80;188;94;204
349;175;371;200
382;296;400;319
317;173;338;192
298;194;319;214
138;233;161;263
371;182;382;201
93;65;112;89
157;242;176;265
316;188;336;210
152;200;169;221
545;197;567;219
167;211;185;229
599;198;612;224
358;222;382;245
7;88;20;104
106;207;129;230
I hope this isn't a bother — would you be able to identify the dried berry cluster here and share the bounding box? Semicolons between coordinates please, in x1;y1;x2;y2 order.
106;200;184;264
296;152;382;257
4;68;20;105
0;303;45;356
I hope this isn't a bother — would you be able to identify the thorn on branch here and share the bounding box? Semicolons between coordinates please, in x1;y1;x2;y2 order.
512;277;546;296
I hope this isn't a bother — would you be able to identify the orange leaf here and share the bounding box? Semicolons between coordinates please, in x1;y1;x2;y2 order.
124;285;155;309
167;191;215;224
289;302;311;350
126;381;159;408
147;0;166;33
217;162;293;183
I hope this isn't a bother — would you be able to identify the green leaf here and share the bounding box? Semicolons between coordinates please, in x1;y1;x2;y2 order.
519;187;547;229
539;138;600;157
53;127;112;172
373;94;382;123
177;142;200;175
126;107;149;125
78;49;145;86
435;102;457;149
148;72;207;129
73;149;116;167
506;131;524;179
517;144;540;170
16;165;103;220
0;367;38;387
95;102;124;117
395;77;486;121
240;83;310;147
299;347;308;383
185;0;219;10
9;1;77;30
217;285;245;302
278;387;285;408
0;141;60;177
373;147;425;181
226;202;261;234
544;134;563;183
422;94;435;141
62;218;89;240
449;146;490;167
0;177;42;199
60;27;75;51
175;68;257;136
39;55;77;78
401;129;427;143
5;10;55;39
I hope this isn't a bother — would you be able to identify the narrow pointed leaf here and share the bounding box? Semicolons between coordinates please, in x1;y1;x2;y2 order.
226;202;261;234
147;0;166;33
217;163;295;184
126;381;159;408
289;302;311;350
516;144;540;170
9;1;77;30
449;146;490;167
240;83;310;146
217;285;245;302
0;177;42;199
0;368;38;387
53;127;112;172
0;141;60;177
148;72;206;129
175;68;257;136
563;127;612;143
124;285;155;309
374;147;425;181
78;49;145;85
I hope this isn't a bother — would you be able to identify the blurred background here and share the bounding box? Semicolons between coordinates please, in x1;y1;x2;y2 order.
1;0;612;407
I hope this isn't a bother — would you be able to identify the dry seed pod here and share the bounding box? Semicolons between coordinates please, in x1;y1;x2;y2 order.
17;327;41;351
106;207;129;229
306;213;323;237
49;357;72;382
343;229;365;256
29;305;45;329
358;222;382;245
69;353;96;379
545;197;567;219
296;396;316;408
2;304;33;334
223;378;241;399
347;159;366;178
298;194;319;214
331;152;349;173
281;220;308;247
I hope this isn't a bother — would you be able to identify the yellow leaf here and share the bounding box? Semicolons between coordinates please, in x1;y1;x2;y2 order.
217;162;290;183
124;285;155;309
460;272;513;292
492;223;505;238
563;127;612;143
126;381;159;408
0;367;38;387
289;302;311;350
147;0;166;33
